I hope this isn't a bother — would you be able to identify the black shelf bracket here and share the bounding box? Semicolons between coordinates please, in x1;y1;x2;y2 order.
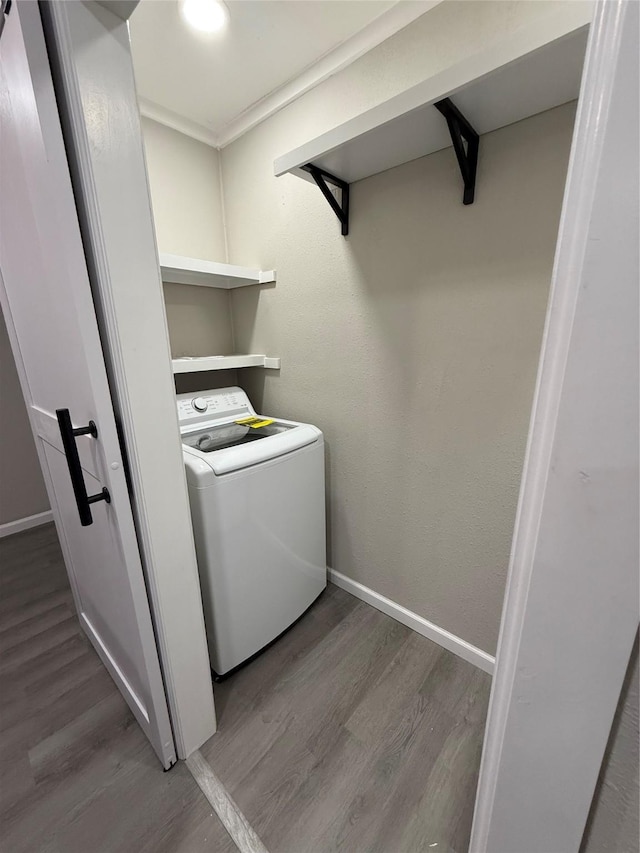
303;164;350;236
434;97;479;205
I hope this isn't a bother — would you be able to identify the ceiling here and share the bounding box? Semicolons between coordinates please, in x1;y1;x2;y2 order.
129;0;402;146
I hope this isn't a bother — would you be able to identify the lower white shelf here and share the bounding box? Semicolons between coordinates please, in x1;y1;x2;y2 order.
172;355;281;374
160;253;276;289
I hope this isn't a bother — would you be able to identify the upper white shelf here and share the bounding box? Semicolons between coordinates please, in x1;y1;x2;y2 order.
160;253;276;289
274;6;590;186
172;355;281;374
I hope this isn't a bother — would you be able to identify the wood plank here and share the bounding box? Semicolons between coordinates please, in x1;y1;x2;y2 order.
201;583;491;853
0;525;234;853
1;523;490;852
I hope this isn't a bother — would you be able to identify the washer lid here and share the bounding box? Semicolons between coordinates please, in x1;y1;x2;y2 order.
183;422;320;475
182;420;293;454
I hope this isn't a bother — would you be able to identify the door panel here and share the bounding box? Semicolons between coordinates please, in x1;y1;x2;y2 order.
43;444;152;714
0;1;175;766
33;407;102;476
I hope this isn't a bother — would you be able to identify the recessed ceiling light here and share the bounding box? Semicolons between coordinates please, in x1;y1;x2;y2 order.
180;0;229;34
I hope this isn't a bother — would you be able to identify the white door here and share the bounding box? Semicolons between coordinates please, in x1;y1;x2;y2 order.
0;0;176;768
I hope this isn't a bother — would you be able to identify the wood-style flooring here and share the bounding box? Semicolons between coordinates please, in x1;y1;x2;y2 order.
203;584;491;853
1;523;491;853
0;524;235;853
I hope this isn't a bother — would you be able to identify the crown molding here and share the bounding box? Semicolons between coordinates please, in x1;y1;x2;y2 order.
97;1;139;22
138;0;444;151
138;97;220;148
216;0;443;148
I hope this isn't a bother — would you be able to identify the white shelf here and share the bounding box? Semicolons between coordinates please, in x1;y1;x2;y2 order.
274;7;590;186
172;355;281;374
160;253;276;289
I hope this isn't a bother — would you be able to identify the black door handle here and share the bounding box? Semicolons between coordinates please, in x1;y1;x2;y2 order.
56;408;111;527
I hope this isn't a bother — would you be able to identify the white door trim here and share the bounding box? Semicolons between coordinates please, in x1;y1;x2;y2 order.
41;0;216;758
470;1;639;849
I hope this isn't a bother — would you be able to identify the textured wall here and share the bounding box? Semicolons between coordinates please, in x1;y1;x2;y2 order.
141;117;236;393
582;636;640;853
162;282;234;358
141;116;232;355
220;0;581;655
141;116;226;260
0;306;50;525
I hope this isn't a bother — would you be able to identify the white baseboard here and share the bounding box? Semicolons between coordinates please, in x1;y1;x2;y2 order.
328;568;495;675
0;510;53;539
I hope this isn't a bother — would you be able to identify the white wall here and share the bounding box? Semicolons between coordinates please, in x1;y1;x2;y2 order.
141;117;236;391
141;116;226;260
219;0;581;656
0;304;49;527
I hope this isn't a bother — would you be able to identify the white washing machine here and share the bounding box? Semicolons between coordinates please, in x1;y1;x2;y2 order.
177;387;326;678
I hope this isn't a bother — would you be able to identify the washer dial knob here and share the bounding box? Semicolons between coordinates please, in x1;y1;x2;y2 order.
192;397;208;413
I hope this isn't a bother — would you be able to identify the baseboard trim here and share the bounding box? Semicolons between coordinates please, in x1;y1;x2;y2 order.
0;510;53;539
328;568;495;675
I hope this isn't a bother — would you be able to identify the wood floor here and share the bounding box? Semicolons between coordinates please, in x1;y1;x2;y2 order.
0;524;235;853
203;584;491;853
1;523;490;853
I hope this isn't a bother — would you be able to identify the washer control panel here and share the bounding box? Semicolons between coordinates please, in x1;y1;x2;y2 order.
177;387;253;429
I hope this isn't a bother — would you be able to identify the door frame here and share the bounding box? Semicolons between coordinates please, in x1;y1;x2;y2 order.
470;0;639;849
38;0;217;759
